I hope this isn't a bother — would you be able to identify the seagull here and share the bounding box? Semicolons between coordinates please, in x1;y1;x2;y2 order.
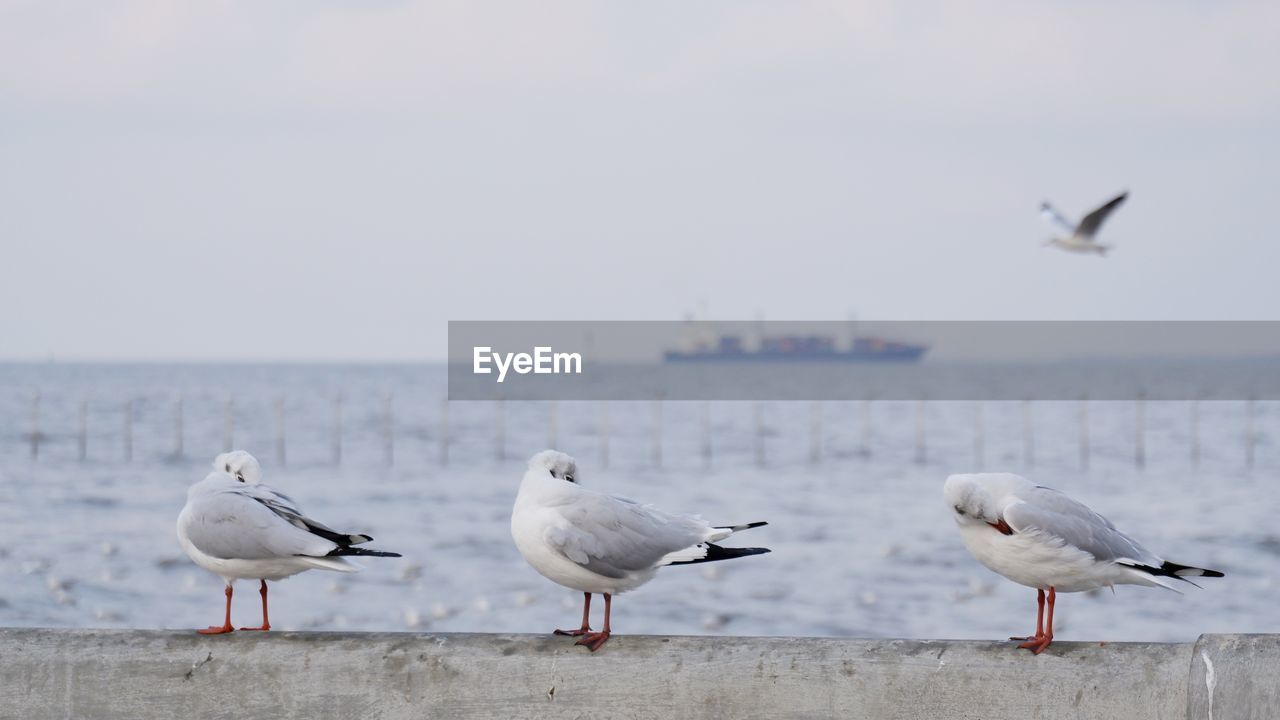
511;450;769;651
176;450;401;634
1040;191;1128;255
944;473;1222;654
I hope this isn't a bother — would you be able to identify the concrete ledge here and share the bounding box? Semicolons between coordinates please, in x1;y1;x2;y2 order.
1;629;1275;719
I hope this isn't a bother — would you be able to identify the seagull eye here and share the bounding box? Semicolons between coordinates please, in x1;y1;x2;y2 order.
548;469;556;478
565;474;574;483
954;505;966;516
236;472;246;483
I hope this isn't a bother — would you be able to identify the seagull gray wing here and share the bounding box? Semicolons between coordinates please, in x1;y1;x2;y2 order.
242;485;373;546
544;493;708;578
1075;192;1128;238
1039;202;1077;233
181;489;337;560
1002;486;1160;566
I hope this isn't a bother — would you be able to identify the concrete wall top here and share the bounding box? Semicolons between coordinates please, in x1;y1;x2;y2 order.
3;629;1273;720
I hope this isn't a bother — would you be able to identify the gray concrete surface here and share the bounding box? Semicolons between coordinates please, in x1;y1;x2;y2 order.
1188;635;1280;720
0;629;1274;719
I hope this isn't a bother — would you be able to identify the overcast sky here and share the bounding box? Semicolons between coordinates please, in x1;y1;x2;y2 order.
3;1;1279;361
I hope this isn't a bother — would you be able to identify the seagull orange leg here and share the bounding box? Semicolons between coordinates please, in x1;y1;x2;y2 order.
240;580;271;631
198;584;235;635
1011;588;1045;641
576;593;612;651
1040;587;1057;653
555;592;593;637
1018;587;1056;654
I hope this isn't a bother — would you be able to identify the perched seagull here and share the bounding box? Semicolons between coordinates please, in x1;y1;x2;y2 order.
512;450;769;651
177;450;401;634
944;473;1222;654
1040;191;1128;255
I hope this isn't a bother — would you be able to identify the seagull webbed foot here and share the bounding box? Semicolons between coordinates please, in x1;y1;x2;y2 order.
1017;635;1053;654
575;630;611;652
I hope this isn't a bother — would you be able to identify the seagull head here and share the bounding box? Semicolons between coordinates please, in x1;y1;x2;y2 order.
943;474;999;527
528;449;578;484
213;450;262;485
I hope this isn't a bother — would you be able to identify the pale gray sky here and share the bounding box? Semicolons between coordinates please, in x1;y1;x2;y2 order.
3;1;1279;361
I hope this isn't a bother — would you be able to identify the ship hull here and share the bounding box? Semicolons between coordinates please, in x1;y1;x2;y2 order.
663;347;927;363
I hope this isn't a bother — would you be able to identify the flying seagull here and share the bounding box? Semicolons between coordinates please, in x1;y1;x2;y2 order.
1040;191;1128;255
177;450;401;634
944;472;1222;654
512;450;769;651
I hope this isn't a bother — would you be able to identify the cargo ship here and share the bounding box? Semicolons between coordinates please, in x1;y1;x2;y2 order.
664;333;928;363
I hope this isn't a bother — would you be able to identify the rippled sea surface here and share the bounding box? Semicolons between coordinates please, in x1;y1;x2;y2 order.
1;363;1277;642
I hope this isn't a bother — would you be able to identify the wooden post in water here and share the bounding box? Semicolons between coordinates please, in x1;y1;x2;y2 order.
382;393;394;467
173;397;184;460
438;399;450;466
1078;395;1090;472
1022;398;1034;470
274;396;286;466
651;396;663;469
123;399;133;463
701;401;712;468
223;399;234;453
1246;397;1256;471
914;400;926;465
754;402;766;467
78;400;88;462
29;393;40;460
332;395;343;466
547;401;558;451
494;398;505;462
1135;393;1146;470
809;402;822;465
1190;399;1201;471
859;399;871;458
598;401;609;470
973;402;984;470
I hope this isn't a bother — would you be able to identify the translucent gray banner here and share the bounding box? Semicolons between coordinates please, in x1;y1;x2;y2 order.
448;321;1280;400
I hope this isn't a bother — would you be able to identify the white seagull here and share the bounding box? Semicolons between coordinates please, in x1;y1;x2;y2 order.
1040;191;1128;255
944;473;1222;654
511;450;769;651
177;450;401;634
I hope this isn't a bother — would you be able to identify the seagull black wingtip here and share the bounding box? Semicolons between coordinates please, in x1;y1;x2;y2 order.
1128;560;1225;585
716;521;768;532
667;543;771;566
324;547;403;558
